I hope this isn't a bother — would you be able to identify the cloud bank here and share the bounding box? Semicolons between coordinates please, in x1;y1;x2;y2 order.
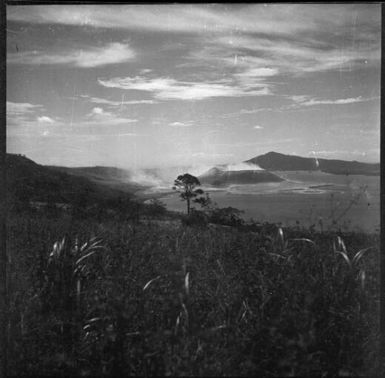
8;4;378;37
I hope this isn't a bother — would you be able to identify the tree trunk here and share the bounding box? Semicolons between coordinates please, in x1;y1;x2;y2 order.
187;198;190;214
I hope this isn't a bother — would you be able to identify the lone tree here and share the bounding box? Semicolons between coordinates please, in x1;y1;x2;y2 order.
173;173;204;214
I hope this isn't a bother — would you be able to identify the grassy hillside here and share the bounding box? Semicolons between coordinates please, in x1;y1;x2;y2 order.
5;153;381;376
6;154;138;209
6;209;380;376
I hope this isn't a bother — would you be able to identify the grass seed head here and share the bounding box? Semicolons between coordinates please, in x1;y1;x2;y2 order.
334;236;347;254
185;272;190;296
352;247;372;265
143;275;161;291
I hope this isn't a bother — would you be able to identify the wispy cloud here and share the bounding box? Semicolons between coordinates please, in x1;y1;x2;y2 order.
7;101;44;115
98;75;271;101
83;107;137;126
235;67;279;82
77;95;156;106
169;121;193;127
8;42;135;67
253;125;264;130
37;116;55;123
223;95;376;118
289;95;375;108
221;107;274;118
41;132;140;138
190;31;379;78
241;108;273;114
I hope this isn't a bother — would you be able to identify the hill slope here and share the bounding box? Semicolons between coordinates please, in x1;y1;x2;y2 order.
47;165;144;193
246;152;380;175
6;154;136;206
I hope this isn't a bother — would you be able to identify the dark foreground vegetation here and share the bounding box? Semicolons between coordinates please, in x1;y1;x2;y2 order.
6;200;380;377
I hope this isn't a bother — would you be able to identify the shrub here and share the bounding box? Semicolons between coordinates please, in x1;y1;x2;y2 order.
209;206;245;227
181;209;209;228
143;198;167;218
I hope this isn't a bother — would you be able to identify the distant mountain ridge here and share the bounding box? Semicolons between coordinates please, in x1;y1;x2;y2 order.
199;151;379;187
7;151;380;204
246;152;380;176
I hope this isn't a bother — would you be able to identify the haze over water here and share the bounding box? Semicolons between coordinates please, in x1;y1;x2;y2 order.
159;172;380;233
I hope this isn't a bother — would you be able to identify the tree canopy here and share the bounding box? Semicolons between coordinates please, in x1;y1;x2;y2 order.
173;173;205;214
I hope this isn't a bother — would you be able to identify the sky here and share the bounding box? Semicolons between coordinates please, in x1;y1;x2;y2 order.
6;4;381;169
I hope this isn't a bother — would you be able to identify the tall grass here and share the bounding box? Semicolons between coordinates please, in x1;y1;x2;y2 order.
6;212;380;376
